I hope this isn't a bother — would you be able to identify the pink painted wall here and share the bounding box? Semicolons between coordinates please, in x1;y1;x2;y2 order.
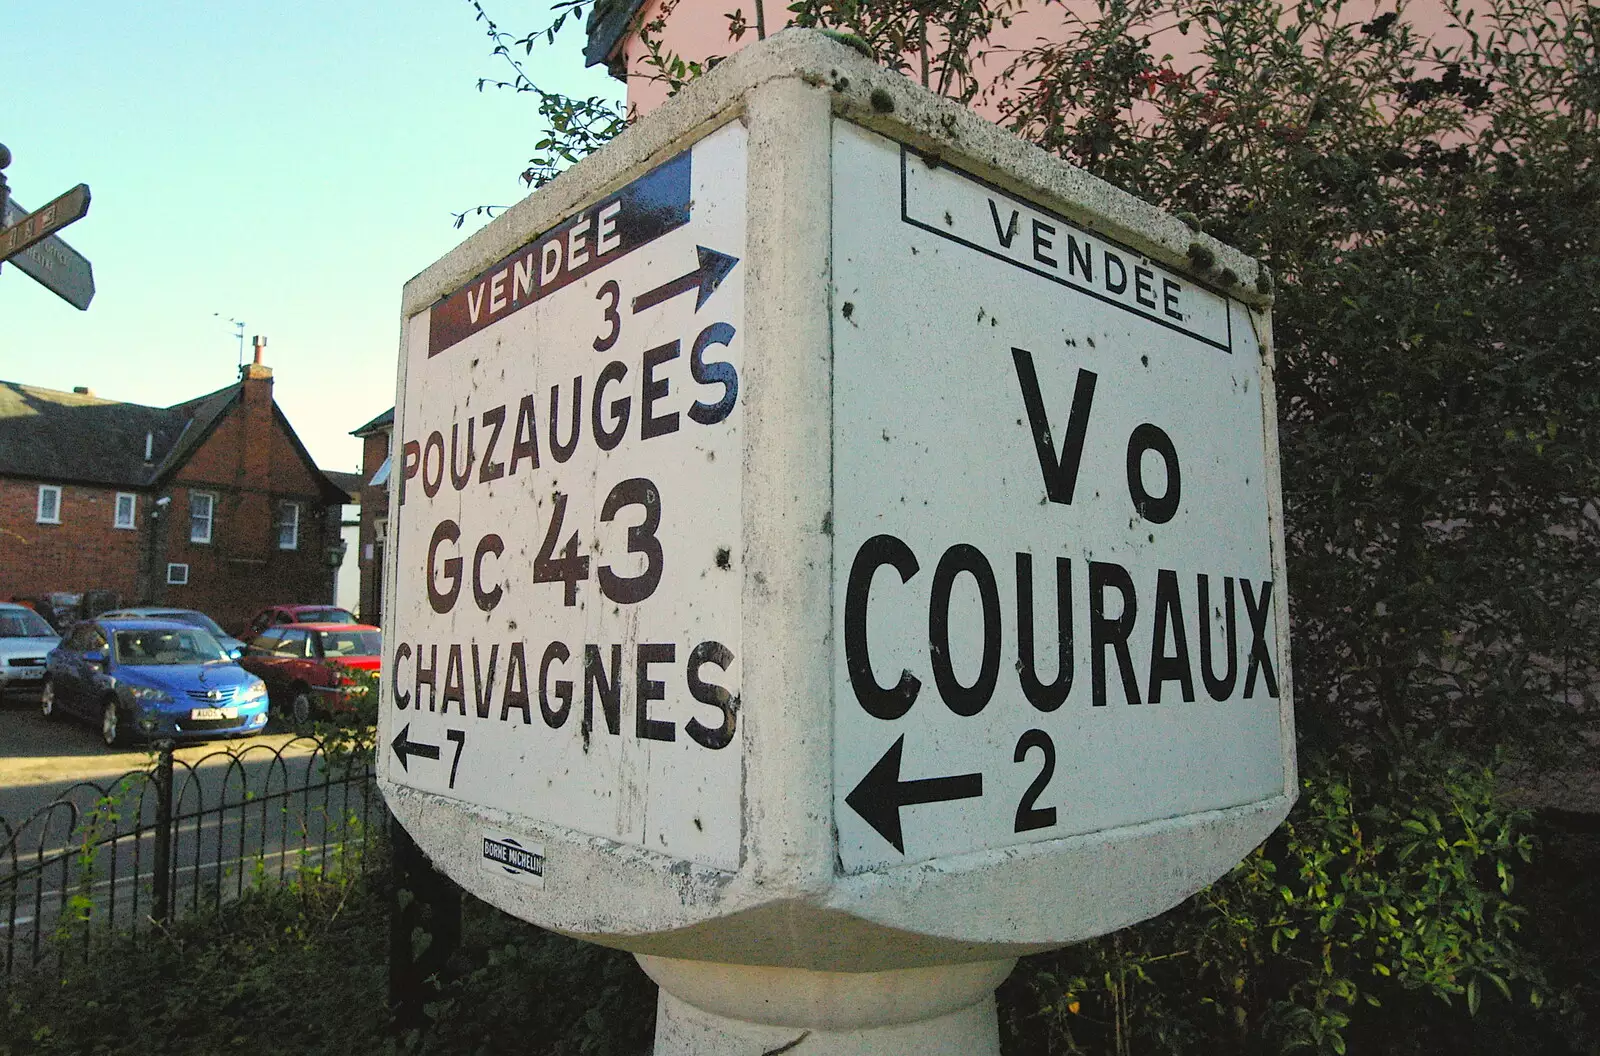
613;0;1459;119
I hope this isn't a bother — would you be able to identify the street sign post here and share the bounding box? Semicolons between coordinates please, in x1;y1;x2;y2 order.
383;30;1294;1055
0;183;90;264
2;197;95;309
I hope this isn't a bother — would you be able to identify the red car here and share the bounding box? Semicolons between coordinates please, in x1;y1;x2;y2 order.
239;622;380;724
240;604;357;641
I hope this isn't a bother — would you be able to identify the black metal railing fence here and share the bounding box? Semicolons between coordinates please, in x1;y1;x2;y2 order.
0;735;378;980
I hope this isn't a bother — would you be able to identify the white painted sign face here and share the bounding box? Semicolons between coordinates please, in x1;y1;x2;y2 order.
831;123;1285;871
386;123;747;871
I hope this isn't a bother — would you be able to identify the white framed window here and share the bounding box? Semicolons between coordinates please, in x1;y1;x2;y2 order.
114;493;137;530
189;492;214;543
36;485;61;524
276;501;300;550
166;563;190;586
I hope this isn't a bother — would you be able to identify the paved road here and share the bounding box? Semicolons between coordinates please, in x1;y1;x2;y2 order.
0;692;317;822
0;692;377;971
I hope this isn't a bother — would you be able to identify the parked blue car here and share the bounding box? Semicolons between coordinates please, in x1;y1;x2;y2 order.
97;607;248;659
42;618;270;748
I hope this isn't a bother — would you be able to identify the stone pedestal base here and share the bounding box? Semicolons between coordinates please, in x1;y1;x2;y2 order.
637;954;1016;1055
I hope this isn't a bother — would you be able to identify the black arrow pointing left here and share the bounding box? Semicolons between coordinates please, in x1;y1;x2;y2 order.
844;735;983;854
391;723;441;771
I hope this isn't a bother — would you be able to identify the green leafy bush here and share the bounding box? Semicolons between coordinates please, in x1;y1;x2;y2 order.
5;787;1595;1054
0;856;653;1056
0;871;389;1056
1003;750;1583;1054
463;0;627;191
312;664;381;771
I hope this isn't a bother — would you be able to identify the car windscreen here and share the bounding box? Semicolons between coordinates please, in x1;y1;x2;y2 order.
0;609;57;638
113;628;228;665
318;630;382;658
300;608;356;624
154;611;229;638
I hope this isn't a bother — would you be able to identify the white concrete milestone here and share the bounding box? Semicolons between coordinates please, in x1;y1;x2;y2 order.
382;28;1295;1054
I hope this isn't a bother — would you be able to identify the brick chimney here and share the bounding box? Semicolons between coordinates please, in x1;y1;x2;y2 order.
233;335;275;561
243;334;271;382
240;336;275;456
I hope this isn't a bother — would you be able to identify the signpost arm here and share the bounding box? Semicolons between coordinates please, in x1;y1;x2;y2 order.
0;143;11;275
0;144;95;308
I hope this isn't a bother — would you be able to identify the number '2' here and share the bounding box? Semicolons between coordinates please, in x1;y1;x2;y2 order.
1014;728;1058;832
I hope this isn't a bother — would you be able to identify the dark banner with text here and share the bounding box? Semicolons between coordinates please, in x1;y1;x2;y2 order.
427;150;692;356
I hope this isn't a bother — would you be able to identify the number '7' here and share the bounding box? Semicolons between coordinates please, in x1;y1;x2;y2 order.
447;730;465;789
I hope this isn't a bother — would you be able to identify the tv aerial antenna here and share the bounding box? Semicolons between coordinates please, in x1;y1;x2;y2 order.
212;313;246;367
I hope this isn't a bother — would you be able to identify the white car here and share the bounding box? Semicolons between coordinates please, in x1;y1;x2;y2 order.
0;602;60;698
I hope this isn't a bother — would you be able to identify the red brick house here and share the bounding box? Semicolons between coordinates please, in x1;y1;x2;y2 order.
350;406;393;626
0;352;351;634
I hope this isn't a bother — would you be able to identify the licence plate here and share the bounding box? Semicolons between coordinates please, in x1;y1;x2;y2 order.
190;707;239;720
14;669;43;680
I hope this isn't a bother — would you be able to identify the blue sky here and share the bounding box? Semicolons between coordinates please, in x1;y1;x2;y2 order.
1;0;620;473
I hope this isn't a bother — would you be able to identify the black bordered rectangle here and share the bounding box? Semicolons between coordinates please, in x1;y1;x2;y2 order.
897;146;1233;355
482;835;545;879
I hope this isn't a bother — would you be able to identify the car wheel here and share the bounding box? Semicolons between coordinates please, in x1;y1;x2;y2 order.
290;688;314;728
101;699;124;749
40;679;56;719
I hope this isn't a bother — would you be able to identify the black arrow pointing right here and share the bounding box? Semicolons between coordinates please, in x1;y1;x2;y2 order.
844;735;984;854
390;723;441;772
630;245;740;314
